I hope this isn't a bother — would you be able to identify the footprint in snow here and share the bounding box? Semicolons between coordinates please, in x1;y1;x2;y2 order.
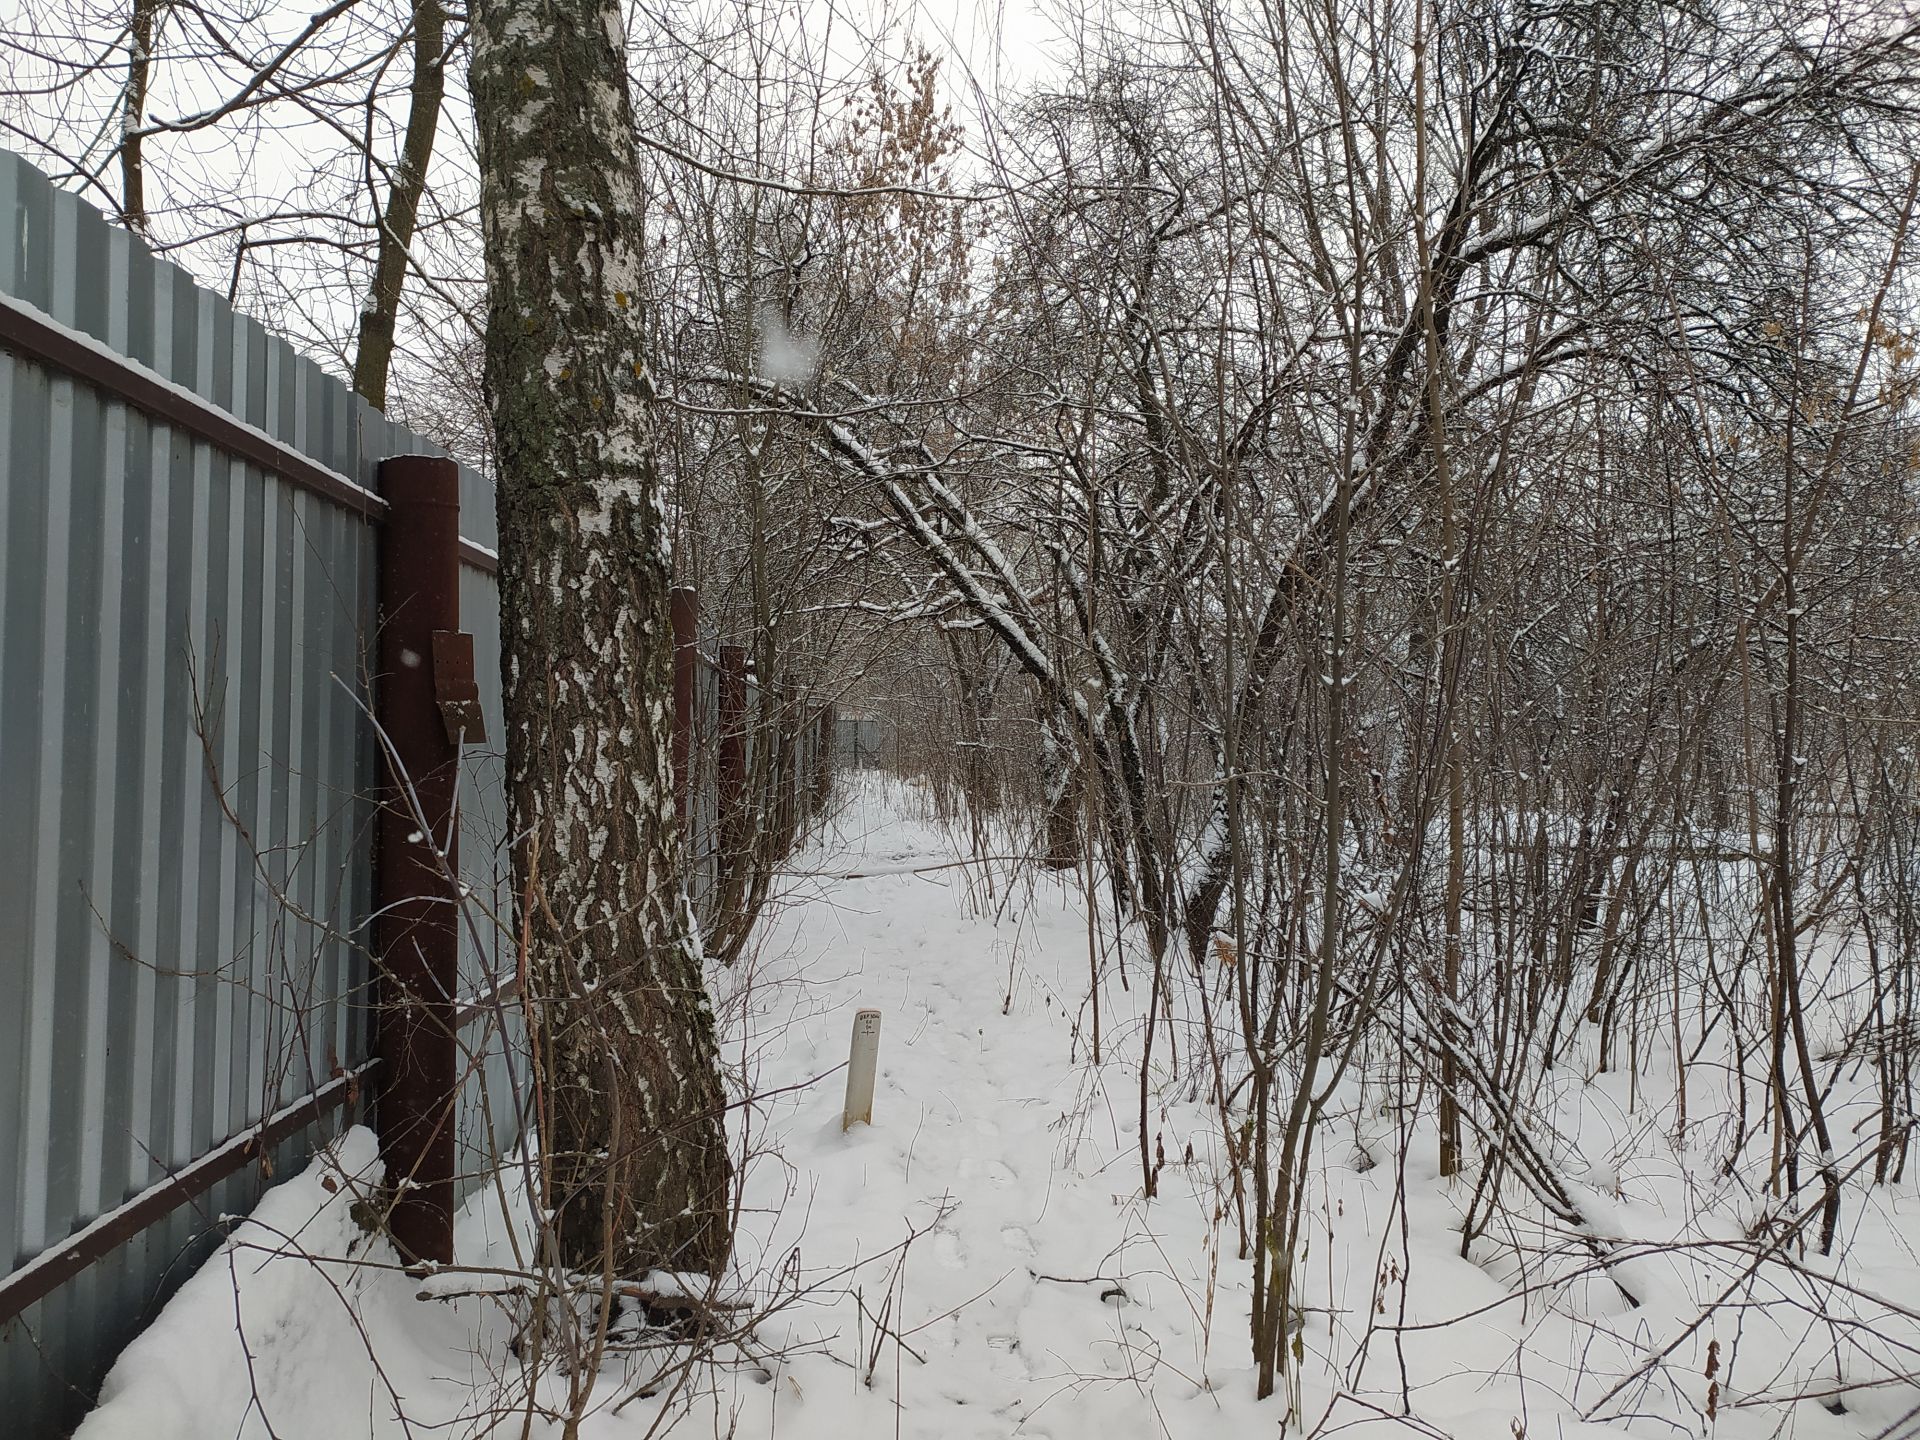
985;1333;1031;1380
933;1229;967;1269
986;1159;1017;1188
999;1225;1035;1256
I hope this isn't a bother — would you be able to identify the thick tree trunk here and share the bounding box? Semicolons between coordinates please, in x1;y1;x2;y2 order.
470;0;731;1279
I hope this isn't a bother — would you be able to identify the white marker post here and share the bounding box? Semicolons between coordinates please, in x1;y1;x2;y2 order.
843;1008;882;1130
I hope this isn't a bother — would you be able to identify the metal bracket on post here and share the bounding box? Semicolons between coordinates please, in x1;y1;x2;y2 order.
373;454;462;1269
431;630;486;744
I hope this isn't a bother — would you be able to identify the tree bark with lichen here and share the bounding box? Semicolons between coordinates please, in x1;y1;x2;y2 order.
469;0;730;1279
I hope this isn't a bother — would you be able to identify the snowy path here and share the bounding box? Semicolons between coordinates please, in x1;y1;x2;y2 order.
696;780;1234;1440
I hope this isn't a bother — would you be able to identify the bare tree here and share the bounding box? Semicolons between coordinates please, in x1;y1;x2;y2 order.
469;0;731;1279
1;0;476;420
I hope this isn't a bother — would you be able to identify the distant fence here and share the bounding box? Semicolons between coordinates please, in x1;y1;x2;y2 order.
834;713;893;770
0;148;832;1436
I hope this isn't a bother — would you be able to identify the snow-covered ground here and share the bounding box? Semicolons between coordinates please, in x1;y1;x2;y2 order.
76;777;1920;1439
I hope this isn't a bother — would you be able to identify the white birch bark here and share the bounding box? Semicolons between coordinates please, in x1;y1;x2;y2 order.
470;0;730;1277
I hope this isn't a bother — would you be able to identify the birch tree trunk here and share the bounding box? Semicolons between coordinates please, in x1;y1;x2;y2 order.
469;0;731;1279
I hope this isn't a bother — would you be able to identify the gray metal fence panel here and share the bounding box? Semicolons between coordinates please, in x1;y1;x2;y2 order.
0;147;512;1434
453;558;517;1205
835;715;890;769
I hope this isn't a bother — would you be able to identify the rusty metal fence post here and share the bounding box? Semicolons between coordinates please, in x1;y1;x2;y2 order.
373;455;462;1267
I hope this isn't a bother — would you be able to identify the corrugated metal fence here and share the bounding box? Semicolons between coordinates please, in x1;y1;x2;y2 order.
0;147;835;1436
0;143;511;1436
